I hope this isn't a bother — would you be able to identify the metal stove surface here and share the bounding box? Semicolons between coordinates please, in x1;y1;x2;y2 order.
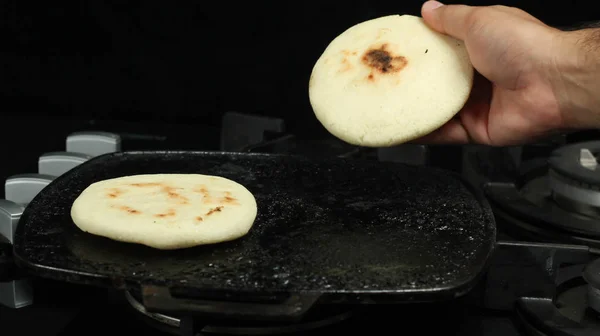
2;113;600;336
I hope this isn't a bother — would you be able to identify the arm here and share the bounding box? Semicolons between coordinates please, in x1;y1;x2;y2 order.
553;28;600;130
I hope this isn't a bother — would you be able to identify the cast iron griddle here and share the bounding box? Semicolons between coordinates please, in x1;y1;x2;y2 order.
14;151;495;303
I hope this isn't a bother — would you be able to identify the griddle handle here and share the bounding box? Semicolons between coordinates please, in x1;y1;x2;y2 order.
141;285;321;321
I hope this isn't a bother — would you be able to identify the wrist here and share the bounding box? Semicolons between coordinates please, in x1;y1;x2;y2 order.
551;28;600;130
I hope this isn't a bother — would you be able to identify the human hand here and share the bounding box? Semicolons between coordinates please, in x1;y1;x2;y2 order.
413;1;572;146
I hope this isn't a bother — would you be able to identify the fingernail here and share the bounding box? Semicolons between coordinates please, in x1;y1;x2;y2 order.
423;1;444;10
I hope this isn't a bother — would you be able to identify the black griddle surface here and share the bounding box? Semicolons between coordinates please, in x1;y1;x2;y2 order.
14;151;495;302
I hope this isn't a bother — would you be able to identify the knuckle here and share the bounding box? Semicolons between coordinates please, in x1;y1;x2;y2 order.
465;7;488;33
490;5;509;11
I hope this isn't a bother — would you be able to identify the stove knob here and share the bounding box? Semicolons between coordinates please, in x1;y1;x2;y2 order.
0;200;23;246
5;174;55;206
0;199;31;309
0;278;32;309
66;131;121;157
38;152;92;176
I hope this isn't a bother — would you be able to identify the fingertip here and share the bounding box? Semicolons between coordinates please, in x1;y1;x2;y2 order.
422;0;444;13
421;1;444;29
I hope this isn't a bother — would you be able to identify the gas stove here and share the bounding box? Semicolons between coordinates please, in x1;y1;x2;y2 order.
1;112;599;336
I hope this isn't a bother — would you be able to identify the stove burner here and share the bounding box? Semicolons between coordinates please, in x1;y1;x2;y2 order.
483;141;600;247
515;262;600;336
584;258;600;314
124;291;353;335
549;141;600;218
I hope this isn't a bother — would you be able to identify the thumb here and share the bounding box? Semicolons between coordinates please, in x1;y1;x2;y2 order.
421;1;473;41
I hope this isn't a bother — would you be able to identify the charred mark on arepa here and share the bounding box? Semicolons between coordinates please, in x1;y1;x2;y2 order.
117;205;140;214
106;188;124;198
339;57;352;72
222;191;239;205
337;49;359;73
194;185;209;196
195;185;214;204
162;186;189;204
130;182;161;187
194;186;239;205
129;182;189;204
154;208;176;218
361;43;408;81
206;206;223;216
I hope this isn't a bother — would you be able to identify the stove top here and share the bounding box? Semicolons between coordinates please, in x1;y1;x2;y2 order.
483;140;600;248
1;112;600;336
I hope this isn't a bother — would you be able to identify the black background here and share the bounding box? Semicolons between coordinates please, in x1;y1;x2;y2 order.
0;0;597;135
